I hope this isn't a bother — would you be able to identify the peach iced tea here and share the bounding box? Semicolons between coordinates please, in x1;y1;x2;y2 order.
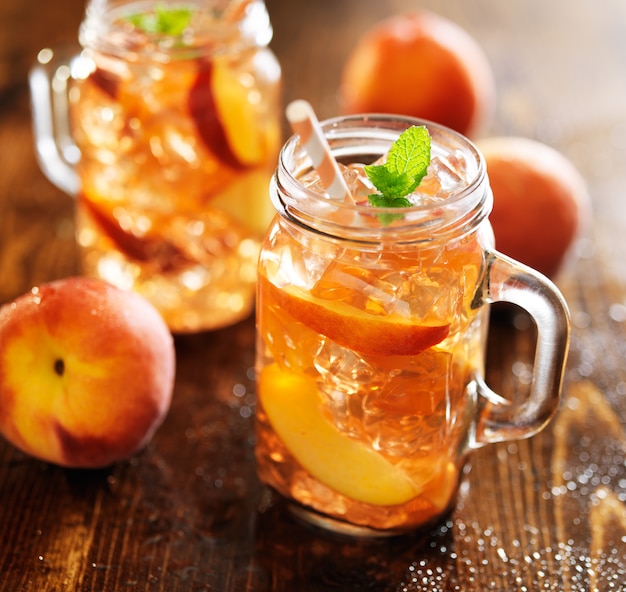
69;1;281;332
255;116;494;534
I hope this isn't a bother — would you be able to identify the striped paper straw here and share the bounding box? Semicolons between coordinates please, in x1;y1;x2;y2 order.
285;100;352;202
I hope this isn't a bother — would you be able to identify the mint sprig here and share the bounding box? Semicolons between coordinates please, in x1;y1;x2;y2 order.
365;125;431;209
127;4;193;36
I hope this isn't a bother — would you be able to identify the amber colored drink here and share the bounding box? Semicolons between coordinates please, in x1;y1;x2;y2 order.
255;118;495;535
254;113;572;537
69;1;281;332
256;247;487;533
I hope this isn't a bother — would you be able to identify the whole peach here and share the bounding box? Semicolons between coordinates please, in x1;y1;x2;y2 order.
0;277;175;468
339;11;496;137
477;136;591;278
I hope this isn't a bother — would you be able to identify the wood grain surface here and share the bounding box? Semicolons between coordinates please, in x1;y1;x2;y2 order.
1;0;625;590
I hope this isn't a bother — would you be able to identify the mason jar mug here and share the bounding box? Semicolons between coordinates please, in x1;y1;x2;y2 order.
30;0;282;332
255;114;571;537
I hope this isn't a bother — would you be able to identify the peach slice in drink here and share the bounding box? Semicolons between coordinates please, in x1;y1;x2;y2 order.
189;57;278;169
258;363;420;506
78;193;190;271
260;277;450;357
259;363;458;510
188;61;242;170
419;460;458;513
210;56;280;167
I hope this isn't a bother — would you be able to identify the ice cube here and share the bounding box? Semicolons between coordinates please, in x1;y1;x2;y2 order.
343;162;376;205
416;154;468;200
311;258;411;316
300;162;372;205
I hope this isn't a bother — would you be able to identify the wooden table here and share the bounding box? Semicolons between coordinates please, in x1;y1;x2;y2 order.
1;0;625;589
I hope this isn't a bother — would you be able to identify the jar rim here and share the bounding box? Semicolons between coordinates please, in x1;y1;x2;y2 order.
79;0;273;59
272;114;493;244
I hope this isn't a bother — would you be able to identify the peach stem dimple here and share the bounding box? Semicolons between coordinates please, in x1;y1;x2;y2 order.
54;359;65;376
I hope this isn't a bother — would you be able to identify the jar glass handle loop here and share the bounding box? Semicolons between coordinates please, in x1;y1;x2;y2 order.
29;45;82;196
470;250;571;448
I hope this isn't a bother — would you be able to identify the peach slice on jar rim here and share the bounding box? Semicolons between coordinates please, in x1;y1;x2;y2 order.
260;276;450;357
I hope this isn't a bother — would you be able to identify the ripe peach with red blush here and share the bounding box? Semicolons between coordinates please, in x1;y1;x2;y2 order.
0;276;175;468
340;11;496;137
476;136;591;278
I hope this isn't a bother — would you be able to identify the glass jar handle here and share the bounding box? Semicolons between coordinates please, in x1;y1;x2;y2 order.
471;250;571;448
29;45;82;196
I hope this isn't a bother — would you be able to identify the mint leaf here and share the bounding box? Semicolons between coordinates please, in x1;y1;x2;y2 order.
386;125;431;185
364;125;431;210
156;6;193;35
127;4;193;36
367;193;411;208
365;166;419;199
368;194;411;208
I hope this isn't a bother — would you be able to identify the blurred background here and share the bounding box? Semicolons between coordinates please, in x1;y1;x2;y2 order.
0;0;85;96
2;0;625;227
1;0;625;317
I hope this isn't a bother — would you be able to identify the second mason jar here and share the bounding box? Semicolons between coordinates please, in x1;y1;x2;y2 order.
31;0;282;332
